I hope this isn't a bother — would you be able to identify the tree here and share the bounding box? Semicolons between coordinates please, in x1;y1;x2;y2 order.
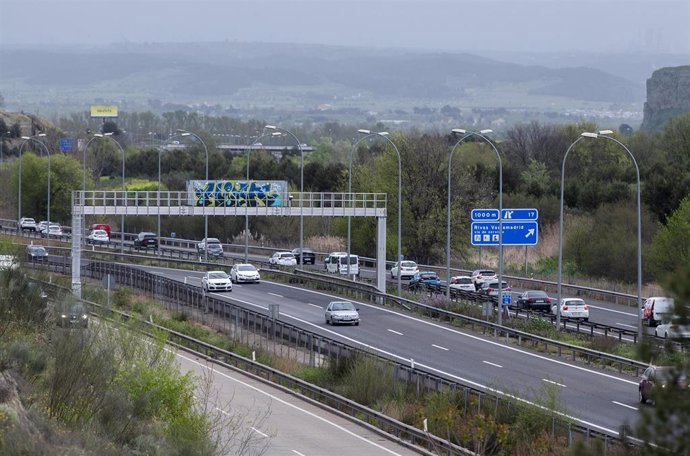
647;195;690;281
101;120;122;135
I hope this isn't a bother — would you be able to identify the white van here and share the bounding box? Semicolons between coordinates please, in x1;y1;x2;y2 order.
642;297;675;327
325;252;359;276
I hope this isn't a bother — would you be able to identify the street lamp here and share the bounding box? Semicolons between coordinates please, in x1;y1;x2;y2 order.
451;128;504;325
556;131;642;337
264;125;305;267
94;132;125;254
358;129;403;296
18;134;50;234
177;129;209;262
346;130;380;280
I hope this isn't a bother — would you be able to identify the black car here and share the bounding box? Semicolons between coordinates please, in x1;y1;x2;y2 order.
26;244;49;261
292;247;316;265
516;290;552;311
134;232;158;250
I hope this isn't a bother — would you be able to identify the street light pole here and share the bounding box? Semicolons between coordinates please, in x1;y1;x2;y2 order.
557;131;642;338
18;134;49;232
446;130;474;299
94;132;125;254
451;129;503;325
265;125;305;267
177;130;209;262
358;129;403;296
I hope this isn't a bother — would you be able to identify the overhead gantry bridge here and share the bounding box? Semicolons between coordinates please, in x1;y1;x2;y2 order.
70;191;388;295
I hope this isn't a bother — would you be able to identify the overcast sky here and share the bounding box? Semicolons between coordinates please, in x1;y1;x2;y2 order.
1;0;688;54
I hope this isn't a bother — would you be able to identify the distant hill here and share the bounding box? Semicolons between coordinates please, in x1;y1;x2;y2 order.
0;41;645;110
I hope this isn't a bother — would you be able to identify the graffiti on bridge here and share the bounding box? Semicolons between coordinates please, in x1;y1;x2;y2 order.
186;180;288;207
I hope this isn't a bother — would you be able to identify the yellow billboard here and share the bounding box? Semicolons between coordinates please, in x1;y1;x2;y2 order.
90;105;118;118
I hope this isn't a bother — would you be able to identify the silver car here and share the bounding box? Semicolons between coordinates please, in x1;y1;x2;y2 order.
201;271;233;292
325;301;360;326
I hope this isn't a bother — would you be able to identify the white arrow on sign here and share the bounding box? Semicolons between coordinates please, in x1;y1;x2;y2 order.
525;228;535;238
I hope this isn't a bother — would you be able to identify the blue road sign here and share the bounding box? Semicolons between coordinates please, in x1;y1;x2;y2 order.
501;208;538;221
502;292;512;306
471;221;539;246
471;209;499;222
59;138;75;152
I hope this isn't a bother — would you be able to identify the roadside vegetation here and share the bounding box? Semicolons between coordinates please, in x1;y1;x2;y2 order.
0;268;269;456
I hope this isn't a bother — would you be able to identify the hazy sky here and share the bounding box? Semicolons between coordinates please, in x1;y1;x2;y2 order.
1;0;688;54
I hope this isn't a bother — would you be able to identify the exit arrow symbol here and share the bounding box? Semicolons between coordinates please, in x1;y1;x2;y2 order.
525;229;535;238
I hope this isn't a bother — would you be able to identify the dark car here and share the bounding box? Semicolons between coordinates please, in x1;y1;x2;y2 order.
26;244;49;261
408;271;442;290
134;232;158;250
516;290;552;311
639;365;688;404
58;303;89;328
292;247;316;265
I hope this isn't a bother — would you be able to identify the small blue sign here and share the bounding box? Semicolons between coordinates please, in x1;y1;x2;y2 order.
502;292;512;306
59;138;75;152
471;221;539;246
471;209;499;222
501;208;539;221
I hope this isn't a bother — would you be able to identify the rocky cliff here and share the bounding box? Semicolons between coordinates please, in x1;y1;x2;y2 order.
642;65;690;131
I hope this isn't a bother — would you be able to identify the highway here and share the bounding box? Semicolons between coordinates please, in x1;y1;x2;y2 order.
174;350;420;456
143;264;644;437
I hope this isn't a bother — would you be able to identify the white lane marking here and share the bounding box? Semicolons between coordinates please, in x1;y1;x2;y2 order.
617;323;637;329
268;292;284;298
387;329;403;336
308;303;322;309
292;451;307;456
176;352;406;455
252;427;269;438
542;379;567;388
612;401;638;411
483;361;503;368
264;280;639;386
432;344;449;351
587;304;637;317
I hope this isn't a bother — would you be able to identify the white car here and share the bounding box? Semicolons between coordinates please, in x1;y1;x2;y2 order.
269;251;297;266
551;298;589;321
36;221;49;234
201;271;233;292
230;263;260;283
44;223;63;238
449;275;475;292
87;229;110;244
654;319;690;339
325;301;360;326
471;269;497;290
19;217;37;231
391;261;419;280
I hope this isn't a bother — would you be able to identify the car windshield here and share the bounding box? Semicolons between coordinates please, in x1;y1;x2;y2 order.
454;277;472;284
29;246;46;253
280;253;294;258
564;299;585;306
401;261;416;268
479;270;495;275
528;291;548;298
331;302;355;311
69;304;86;315
238;265;256;272
421;273;438;279
207;243;222;249
488;281;508;288
206;238;221;244
208;272;228;279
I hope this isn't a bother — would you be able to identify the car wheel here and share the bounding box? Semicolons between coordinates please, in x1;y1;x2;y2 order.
583;318;589;322
639;389;647;404
325;317;330;325
355;322;360;326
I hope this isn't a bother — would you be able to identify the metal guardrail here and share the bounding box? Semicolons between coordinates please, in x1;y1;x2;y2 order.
38;262;633;451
